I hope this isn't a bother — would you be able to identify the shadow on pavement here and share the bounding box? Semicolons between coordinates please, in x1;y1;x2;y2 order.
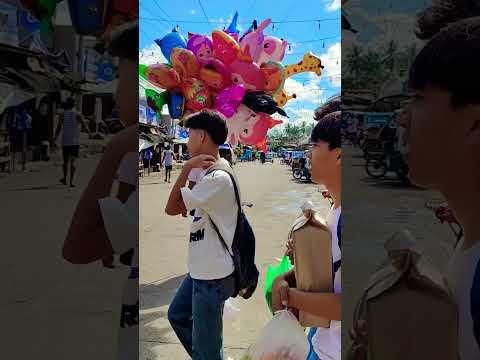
140;274;186;310
290;178;313;184
361;176;423;191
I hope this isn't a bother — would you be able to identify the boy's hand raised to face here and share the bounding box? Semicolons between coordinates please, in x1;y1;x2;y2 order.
185;155;217;171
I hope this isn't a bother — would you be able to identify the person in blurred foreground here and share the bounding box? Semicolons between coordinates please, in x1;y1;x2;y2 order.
62;19;139;359
164;110;238;360
272;110;342;360
408;17;480;359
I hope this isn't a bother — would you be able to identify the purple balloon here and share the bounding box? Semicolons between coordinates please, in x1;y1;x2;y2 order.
214;84;246;118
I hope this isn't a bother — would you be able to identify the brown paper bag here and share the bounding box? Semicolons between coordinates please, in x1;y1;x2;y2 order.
291;206;332;328
347;230;458;360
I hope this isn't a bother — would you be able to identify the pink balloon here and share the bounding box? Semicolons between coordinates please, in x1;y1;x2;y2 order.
240;18;271;63
225;104;258;147
214;84;246;118
240;112;282;145
229;59;265;91
257;36;288;65
200;58;232;90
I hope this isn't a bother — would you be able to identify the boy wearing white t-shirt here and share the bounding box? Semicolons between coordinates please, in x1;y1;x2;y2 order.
165;110;237;360
272;110;342;360
406;17;480;359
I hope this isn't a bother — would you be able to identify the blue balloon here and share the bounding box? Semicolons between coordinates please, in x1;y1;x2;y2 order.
167;92;185;119
226;11;239;35
155;28;186;62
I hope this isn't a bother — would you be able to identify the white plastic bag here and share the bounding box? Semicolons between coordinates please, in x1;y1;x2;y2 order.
223;298;240;322
240;310;309;360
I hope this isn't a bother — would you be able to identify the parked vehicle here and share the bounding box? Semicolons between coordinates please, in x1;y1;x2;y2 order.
365;148;409;183
293;166;311;181
265;152;274;164
219;144;235;166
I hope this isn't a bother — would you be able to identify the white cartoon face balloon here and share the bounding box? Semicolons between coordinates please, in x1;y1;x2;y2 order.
225;104;259;146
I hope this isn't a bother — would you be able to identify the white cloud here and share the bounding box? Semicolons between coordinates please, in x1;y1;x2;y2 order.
139;44;167;65
325;0;341;12
319;42;341;87
190;9;196;15
283;77;323;105
287;108;317;124
269;108;316;132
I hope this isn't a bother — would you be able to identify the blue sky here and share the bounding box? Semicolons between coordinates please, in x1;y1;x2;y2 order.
139;0;341;126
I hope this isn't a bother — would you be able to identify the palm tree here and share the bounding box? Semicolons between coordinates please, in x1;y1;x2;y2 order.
346;45;363;87
383;40;398;73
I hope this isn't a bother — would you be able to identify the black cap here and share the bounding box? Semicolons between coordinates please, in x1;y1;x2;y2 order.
242;91;288;117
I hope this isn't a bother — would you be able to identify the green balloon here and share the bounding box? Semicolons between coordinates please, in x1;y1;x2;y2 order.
145;89;168;114
139;64;148;80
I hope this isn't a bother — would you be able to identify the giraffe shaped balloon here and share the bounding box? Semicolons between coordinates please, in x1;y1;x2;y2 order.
272;52;324;107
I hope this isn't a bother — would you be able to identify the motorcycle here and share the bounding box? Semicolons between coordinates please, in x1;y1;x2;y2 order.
365;148;410;183
293;166;311;181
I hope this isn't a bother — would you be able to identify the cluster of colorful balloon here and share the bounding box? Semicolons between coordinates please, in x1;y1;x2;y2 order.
139;12;324;150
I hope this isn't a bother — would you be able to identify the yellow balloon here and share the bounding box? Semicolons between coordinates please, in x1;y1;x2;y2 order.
274;52;323;107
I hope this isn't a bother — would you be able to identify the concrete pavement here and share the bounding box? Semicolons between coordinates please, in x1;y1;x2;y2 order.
0;141;129;359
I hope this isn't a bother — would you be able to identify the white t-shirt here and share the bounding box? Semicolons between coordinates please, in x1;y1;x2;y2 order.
163;149;174;166
99;152;139;360
446;239;480;360
310;206;341;360
62;110;81;146
180;159;236;280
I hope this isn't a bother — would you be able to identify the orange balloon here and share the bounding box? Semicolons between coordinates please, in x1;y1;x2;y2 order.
181;78;212;112
145;64;180;89
170;48;200;80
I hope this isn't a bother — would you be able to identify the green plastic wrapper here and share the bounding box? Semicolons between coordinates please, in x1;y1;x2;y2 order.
264;256;293;313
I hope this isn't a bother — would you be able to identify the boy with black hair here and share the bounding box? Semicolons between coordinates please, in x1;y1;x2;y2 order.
165;109;238;360
407;17;480;359
272;110;342;360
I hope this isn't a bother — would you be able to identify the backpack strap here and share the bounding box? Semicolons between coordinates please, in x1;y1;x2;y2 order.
205;165;240;258
210;217;234;258
206;164;242;205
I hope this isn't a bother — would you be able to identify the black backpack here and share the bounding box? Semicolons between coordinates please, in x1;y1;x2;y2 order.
206;164;259;299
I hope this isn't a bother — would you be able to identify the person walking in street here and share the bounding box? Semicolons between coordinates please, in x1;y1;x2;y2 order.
162;145;175;183
54;98;90;187
260;151;266;164
164;109;237;360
